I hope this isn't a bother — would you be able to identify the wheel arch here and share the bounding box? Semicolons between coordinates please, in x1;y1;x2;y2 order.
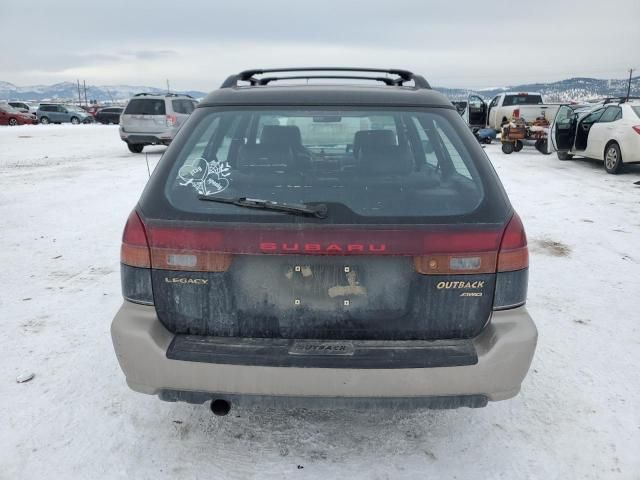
604;139;622;163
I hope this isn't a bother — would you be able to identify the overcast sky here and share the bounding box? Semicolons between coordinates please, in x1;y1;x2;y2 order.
2;0;638;90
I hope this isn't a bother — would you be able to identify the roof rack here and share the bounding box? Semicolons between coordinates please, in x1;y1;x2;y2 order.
133;92;194;98
220;67;431;89
602;96;640;104
165;92;194;98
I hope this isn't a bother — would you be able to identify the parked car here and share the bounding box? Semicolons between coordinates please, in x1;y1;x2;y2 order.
458;94;490;130
37;104;92;125
96;107;124;124
0;103;36;125
454;98;496;143
484;92;563;129
8;101;38;115
111;67;537;415
119;93;198;153
550;98;640;173
68;105;95;120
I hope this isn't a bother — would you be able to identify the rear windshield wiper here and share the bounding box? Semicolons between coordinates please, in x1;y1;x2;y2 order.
198;195;328;219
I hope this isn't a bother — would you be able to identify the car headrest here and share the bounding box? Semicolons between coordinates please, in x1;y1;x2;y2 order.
353;129;396;156
260;125;303;147
354;130;413;175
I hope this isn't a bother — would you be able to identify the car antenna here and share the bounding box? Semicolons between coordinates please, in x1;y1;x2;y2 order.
145;152;151;178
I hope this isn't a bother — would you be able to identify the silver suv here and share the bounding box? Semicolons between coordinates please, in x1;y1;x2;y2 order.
119;93;198;153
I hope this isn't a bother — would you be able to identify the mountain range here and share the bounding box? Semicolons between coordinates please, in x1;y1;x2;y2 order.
436;76;639;102
1;76;638;103
0;81;207;103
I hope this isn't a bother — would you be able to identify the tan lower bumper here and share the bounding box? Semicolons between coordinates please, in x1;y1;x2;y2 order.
111;302;537;402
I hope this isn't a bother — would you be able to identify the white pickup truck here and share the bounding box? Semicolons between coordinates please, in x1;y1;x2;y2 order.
458;92;563;130
486;92;563;129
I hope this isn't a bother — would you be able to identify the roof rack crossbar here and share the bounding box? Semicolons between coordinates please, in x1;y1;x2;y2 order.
603;95;640;104
257;75;398;86
221;67;430;89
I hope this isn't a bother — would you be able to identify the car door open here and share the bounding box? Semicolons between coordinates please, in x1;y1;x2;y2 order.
467;95;488;128
551;105;576;152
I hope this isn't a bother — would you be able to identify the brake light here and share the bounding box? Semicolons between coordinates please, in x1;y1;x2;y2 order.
120;210;153;305
121;210;151;267
166;114;177;127
494;213;529;310
633;126;640;135
497;213;528;272
512;108;520;119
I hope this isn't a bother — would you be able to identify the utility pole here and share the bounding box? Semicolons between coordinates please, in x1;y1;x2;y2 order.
627;68;634;101
83;80;88;106
77;79;82;106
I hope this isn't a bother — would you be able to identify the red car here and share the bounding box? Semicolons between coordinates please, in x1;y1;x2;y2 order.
0;104;36;125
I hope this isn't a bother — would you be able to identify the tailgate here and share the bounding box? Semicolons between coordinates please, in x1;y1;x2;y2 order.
147;226;499;341
122;114;166;133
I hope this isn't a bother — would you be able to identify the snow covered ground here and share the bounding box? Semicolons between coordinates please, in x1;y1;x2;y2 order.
1;124;639;479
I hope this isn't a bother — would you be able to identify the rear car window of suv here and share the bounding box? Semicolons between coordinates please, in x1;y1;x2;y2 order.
502;95;543;106
124;99;166;115
172;99;196;114
165;108;484;220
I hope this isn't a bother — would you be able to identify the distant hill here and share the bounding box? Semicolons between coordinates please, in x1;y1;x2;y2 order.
0;81;207;103
1;76;638;103
434;76;639;102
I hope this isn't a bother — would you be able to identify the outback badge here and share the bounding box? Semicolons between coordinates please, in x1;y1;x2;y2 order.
289;340;355;356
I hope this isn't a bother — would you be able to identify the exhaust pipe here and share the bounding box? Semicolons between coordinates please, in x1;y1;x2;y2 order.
210;399;231;416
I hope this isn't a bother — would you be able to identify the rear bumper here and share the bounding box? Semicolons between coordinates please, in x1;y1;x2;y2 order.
119;132;174;145
111;303;537;406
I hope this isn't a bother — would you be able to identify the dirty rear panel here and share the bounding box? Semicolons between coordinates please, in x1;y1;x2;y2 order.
152;257;494;340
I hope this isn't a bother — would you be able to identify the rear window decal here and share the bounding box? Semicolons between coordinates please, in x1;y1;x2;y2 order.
178;157;231;195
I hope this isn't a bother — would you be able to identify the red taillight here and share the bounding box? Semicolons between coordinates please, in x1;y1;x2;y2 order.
146;225;503;256
632;126;640;135
166;114;177;127
413;230;501;274
144;224;505;275
121;210;151;268
123;218;529;275
497;213;528;272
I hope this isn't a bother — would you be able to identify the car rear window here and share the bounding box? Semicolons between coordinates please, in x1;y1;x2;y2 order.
172;99;196;114
502;94;543;106
124;99;166;115
164;107;485;220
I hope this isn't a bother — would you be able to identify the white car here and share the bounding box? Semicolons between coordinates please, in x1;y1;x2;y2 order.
550;99;640;174
8;101;38;115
